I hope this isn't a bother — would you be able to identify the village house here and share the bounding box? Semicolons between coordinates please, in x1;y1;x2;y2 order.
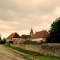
6;32;21;44
20;35;31;42
31;30;48;42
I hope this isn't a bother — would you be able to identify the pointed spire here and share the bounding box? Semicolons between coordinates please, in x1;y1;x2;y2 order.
30;28;34;36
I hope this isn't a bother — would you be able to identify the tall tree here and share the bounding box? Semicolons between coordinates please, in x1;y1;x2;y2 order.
46;17;60;43
2;38;6;44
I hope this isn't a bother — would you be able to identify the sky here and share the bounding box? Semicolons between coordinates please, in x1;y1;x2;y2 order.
0;0;60;38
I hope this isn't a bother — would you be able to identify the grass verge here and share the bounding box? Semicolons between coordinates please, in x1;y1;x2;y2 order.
5;44;60;60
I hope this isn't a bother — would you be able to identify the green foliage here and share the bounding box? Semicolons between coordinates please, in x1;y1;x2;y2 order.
46;17;60;43
0;37;2;40
23;40;43;45
2;38;6;44
0;38;6;44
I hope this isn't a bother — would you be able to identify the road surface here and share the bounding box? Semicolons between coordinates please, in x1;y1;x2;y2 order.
0;45;32;60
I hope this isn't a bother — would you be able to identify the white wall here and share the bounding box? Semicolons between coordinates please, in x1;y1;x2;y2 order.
6;38;21;44
31;38;45;42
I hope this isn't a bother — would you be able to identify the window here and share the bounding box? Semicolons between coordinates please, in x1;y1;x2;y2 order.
9;41;13;44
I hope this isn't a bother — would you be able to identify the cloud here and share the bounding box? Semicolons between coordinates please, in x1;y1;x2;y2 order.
0;0;60;38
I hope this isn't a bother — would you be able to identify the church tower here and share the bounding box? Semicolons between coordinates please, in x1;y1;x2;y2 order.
30;28;34;36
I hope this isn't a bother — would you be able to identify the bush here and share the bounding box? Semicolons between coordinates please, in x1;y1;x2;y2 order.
1;38;6;44
23;40;43;45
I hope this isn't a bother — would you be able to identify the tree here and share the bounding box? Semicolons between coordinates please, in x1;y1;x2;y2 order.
0;37;2;44
46;17;60;43
2;38;6;44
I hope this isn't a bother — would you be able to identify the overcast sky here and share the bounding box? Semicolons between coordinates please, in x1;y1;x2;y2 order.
0;0;60;38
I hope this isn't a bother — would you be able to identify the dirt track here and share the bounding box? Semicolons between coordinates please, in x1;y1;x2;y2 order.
0;45;32;60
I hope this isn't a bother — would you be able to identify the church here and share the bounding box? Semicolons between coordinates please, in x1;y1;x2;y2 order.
6;28;48;44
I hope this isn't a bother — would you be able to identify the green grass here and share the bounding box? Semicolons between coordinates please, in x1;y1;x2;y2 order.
5;44;60;60
34;56;60;60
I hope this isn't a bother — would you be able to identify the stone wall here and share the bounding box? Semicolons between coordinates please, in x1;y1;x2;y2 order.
11;43;60;57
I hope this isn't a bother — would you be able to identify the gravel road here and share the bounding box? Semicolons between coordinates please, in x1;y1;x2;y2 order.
0;45;32;60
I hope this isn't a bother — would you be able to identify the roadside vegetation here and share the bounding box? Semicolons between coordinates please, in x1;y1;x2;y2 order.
5;44;60;60
0;38;6;44
23;40;43;45
46;17;60;43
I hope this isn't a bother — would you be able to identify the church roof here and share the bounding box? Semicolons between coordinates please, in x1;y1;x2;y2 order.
31;30;48;39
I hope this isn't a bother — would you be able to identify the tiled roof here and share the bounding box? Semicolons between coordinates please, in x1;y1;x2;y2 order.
21;35;31;39
7;32;20;39
31;30;48;39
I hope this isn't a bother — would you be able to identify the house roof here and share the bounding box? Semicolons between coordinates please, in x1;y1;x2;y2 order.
7;32;20;39
21;35;31;39
31;30;48;39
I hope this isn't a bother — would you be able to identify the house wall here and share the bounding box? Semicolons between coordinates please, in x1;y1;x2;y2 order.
6;38;27;44
6;38;21;44
31;38;45;42
6;39;13;43
12;38;21;44
20;38;31;43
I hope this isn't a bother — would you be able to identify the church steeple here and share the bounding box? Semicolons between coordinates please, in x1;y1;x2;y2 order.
30;28;34;36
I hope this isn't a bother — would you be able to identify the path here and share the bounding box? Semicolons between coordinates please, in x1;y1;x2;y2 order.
0;45;32;60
